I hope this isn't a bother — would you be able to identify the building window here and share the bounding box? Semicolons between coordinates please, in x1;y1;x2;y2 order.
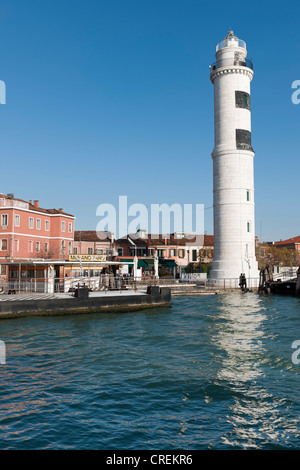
129;247;136;256
36;219;41;230
68;241;72;254
192;249;198;262
73;247;78;255
169;249;177;257
45;220;50;231
87;247;93;255
15;214;20;227
68;222;72;233
29;217;34;229
14;239;19;252
178;249;185;258
1;214;8;227
117;248;123;256
61;221;65;232
61;240;65;256
1;239;8;251
0;265;6;275
157;249;166;258
36;242;40;253
44;242;48;253
97;249;103;255
29;241;33;252
247;222;250;233
247;190;250;201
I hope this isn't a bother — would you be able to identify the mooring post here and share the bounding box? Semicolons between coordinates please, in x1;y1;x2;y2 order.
296;268;300;297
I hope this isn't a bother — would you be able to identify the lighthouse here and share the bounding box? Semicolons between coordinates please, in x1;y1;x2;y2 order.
209;30;259;287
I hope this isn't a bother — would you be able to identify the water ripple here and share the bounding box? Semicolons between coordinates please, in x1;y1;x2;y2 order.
0;293;299;449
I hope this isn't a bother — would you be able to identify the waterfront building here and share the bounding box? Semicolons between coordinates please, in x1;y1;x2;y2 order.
273;236;300;252
73;230;115;258
114;230;210;278
209;31;259;286
0;193;75;281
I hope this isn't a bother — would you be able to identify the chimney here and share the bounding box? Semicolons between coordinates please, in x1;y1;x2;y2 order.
58;208;63;213
29;200;32;205
33;200;39;208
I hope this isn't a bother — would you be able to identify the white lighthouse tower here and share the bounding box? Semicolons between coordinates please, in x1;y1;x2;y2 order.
209;30;259;287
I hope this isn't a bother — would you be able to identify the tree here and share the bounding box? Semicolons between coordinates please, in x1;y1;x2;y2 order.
256;244;300;270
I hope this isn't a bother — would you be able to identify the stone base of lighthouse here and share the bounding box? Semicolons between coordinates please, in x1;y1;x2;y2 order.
209;256;259;289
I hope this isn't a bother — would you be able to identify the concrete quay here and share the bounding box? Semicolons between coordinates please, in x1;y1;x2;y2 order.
0;286;171;320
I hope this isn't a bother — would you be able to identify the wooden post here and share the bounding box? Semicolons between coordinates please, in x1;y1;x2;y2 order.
296;268;300;297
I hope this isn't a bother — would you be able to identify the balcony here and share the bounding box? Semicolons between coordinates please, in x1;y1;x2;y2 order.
210;58;253;72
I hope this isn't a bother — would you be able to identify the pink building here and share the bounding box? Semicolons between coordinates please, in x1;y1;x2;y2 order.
73;231;114;257
0;193;75;279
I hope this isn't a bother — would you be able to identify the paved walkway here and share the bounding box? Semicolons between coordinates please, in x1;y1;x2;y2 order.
0;289;147;302
0;293;54;302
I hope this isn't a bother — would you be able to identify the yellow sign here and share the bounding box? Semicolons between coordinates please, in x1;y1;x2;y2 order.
69;254;107;262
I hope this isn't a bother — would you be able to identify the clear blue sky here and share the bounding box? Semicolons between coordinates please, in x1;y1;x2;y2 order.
0;0;299;241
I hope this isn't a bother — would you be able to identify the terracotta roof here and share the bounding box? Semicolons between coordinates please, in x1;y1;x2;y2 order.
29;206;74;217
204;235;214;246
273;236;300;246
115;233;213;247
74;230;112;242
0;193;74;217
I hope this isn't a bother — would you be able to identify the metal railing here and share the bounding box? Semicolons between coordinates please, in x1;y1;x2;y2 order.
0;275;261;296
0;276;154;295
210;58;253;71
206;277;259;289
272;268;298;282
0;277;134;294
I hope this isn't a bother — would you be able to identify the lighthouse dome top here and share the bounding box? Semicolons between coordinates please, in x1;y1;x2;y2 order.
216;30;246;52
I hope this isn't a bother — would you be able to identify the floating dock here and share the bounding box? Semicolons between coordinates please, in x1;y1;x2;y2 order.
0;286;171;319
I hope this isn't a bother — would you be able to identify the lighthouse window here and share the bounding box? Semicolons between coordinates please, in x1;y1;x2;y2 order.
235;91;250;110
247;222;250;233
236;129;253;151
247;190;250;201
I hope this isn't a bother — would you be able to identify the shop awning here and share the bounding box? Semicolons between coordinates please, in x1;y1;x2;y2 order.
161;259;177;267
117;258;149;268
138;260;149;267
120;258;134;265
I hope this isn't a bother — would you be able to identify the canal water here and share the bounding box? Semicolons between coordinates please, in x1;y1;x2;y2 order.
0;293;299;450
